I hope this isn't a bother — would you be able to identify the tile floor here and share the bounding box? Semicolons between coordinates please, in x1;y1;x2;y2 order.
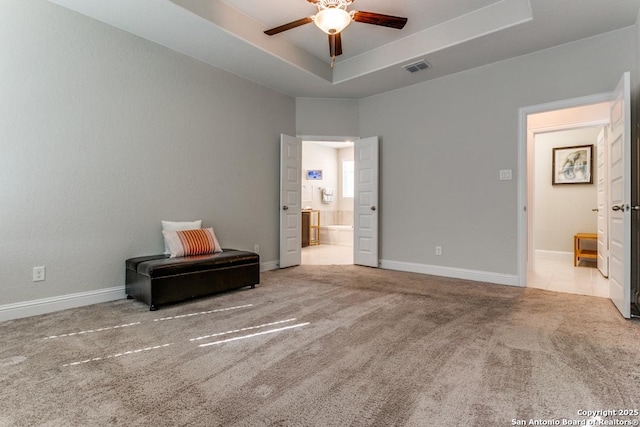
301;244;353;265
527;253;609;298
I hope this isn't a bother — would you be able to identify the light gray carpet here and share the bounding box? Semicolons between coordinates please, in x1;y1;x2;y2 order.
1;265;639;427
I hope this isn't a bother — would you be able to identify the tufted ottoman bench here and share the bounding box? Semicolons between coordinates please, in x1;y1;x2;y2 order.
125;249;259;311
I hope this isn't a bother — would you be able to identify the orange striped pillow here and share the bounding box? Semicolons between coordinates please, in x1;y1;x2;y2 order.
162;228;222;258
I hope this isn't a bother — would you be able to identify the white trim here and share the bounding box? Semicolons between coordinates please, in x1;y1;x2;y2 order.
0;286;126;322
517;91;613;288
535;250;573;262
530;120;611;135
260;261;279;272
298;135;360;142
0;261;279;322
380;260;520;287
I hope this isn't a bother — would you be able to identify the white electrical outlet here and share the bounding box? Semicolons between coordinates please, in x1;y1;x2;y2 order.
33;266;46;282
435;246;442;256
254;245;259;254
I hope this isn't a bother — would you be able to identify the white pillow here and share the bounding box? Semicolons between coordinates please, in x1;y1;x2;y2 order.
161;220;202;254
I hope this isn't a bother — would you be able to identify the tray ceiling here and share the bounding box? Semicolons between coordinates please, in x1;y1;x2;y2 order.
48;0;640;98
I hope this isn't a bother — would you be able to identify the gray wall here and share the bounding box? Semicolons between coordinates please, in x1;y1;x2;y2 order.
0;1;294;305
359;27;636;275
296;98;359;137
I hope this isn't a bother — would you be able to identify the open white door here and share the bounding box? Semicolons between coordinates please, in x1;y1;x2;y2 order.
354;136;379;267
608;72;631;318
596;127;609;277
279;134;302;268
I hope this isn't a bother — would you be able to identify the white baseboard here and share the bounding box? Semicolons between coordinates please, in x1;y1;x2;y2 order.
0;286;126;322
380;260;520;287
0;260;515;322
0;261;281;322
260;261;279;272
535;250;573;262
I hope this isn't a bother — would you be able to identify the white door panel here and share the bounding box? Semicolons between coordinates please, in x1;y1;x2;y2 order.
354;136;379;267
279;134;302;268
608;72;631;319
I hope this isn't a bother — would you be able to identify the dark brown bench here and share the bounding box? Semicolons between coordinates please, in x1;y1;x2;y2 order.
125;249;259;311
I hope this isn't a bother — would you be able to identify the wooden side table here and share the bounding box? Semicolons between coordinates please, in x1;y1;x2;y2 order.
574;233;597;266
301;210;320;246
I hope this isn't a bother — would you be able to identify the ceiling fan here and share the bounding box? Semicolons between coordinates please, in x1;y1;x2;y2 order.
264;0;408;67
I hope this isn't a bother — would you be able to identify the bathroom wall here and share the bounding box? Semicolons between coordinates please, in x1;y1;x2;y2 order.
301;142;353;226
338;146;354;225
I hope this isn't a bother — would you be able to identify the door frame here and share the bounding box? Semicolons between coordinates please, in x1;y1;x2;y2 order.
297;135;360;265
517;92;613;286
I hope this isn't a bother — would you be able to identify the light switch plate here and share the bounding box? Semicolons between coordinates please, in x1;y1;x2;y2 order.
499;169;512;180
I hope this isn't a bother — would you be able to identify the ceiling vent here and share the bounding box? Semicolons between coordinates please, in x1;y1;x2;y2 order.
402;60;430;73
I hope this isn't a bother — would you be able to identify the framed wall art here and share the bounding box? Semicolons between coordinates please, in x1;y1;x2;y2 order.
552;144;593;185
306;170;323;180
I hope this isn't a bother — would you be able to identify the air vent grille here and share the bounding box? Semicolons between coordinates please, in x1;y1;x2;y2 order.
402;60;430;73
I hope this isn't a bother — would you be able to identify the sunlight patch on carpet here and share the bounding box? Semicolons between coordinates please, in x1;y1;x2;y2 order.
153;304;253;322
62;343;172;367
43;322;141;340
198;323;310;347
190;318;298;342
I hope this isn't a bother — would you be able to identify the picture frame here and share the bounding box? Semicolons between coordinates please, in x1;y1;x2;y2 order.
306;170;323;180
552;144;593;185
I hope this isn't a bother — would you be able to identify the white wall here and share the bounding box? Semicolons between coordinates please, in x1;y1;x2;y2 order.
301;143;338;211
534;127;602;253
528;103;611;129
337;147;354;222
359;27;636;276
0;1;294;309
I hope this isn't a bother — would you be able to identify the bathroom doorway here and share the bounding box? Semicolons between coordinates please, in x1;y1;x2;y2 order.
300;140;354;265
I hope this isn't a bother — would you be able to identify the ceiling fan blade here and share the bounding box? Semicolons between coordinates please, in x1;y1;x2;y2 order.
328;33;344;57
264;17;313;36
352;11;408;29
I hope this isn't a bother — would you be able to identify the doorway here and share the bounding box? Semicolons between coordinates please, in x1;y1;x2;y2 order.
300;140;355;266
518;94;613;291
518;73;634;319
279;134;380;268
527;125;610;297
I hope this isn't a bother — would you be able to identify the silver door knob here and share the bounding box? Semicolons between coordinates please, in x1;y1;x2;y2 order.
283;206;289;211
370;206;376;211
632;206;640;211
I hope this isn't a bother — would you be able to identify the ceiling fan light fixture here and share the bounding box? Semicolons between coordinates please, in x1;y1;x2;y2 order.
314;8;351;34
